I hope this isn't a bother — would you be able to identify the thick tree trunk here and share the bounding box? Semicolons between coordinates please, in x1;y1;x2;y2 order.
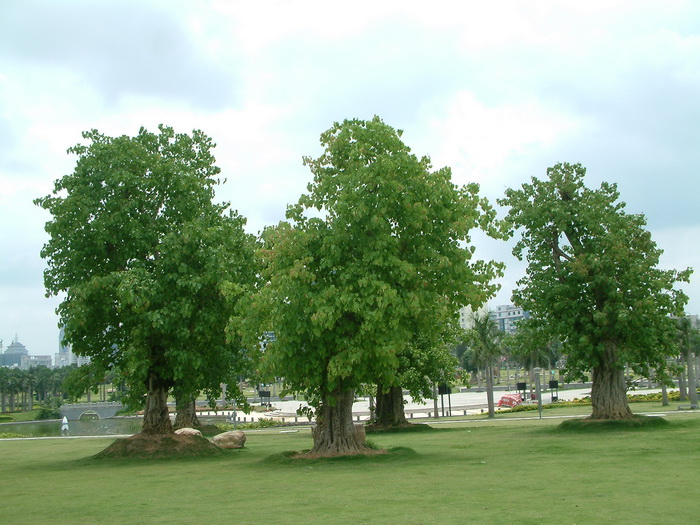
142;373;173;435
590;342;633;419
174;395;201;428
374;384;408;426
310;388;368;456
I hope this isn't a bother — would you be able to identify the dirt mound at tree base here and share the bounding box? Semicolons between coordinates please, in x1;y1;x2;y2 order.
93;433;224;459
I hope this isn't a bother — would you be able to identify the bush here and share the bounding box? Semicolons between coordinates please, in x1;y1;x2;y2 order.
216;418;283;431
36;406;61;420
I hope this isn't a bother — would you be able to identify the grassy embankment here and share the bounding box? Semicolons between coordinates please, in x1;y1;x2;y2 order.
2;409;700;524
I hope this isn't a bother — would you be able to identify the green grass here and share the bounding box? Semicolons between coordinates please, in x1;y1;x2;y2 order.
2;414;700;524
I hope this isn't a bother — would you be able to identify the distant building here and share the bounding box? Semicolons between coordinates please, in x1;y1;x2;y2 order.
55;325;90;367
490;304;530;334
0;337;51;369
458;304;489;330
25;355;53;369
1;337;29;367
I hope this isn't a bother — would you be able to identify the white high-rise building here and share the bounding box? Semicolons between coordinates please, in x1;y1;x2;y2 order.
458;304;489;330
490;304;530;334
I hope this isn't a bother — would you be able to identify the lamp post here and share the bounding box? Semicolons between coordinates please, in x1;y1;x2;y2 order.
534;367;543;419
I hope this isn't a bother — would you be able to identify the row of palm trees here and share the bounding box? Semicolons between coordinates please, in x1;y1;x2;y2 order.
0;365;76;412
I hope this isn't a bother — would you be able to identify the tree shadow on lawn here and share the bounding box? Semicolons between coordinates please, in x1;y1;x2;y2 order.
261;445;420;466
551;415;672;434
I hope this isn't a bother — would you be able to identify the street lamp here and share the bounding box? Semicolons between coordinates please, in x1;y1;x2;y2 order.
534;367;543;419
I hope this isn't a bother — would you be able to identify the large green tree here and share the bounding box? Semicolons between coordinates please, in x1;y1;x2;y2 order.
500;162;691;419
36;125;255;435
243;117;502;455
373;331;458;427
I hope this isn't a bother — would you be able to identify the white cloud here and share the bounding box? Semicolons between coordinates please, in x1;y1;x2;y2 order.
421;91;587;190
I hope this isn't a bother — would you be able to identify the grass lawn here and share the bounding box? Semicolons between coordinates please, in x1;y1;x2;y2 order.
2;413;700;524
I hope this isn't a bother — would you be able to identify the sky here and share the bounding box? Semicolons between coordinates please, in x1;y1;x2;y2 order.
1;0;699;357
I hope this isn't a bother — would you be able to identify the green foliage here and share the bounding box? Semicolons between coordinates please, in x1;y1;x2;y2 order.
499;162;691;413
461;311;503;369
242;116;503;409
35;125;257;431
35;406;61;420
216;418;282;431
506;319;562;372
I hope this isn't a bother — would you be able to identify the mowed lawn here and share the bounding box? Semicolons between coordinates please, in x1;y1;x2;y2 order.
2;413;700;525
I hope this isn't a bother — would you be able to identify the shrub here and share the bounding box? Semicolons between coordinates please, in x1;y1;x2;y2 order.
36;406;61;420
216;418;283;431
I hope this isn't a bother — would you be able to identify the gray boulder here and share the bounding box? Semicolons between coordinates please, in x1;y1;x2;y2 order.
212;430;246;449
174;427;202;437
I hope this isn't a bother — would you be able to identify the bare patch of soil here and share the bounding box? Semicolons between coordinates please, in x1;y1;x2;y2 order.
93;433;224;459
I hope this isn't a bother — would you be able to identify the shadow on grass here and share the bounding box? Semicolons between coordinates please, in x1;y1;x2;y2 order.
261;446;419;466
553;415;671;433
365;424;463;435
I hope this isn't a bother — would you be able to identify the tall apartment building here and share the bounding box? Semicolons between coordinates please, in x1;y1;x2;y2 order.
458;304;489;330
490;304;530;334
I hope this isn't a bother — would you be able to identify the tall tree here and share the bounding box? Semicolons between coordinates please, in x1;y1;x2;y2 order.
374;332;458;427
500;162;691;419
36;125;255;435
677;317;699;409
242;117;502;455
463;311;503;418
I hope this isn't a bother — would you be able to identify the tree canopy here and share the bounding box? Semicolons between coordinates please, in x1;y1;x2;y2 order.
36;125;256;435
499;162;691;419
243;116;503;454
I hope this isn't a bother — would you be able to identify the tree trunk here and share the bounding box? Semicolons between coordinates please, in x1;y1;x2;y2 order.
686;350;698;409
679;369;687;401
661;381;669;406
374;384;408;426
486;364;495;418
142;373;173;435
590;342;633;419
310;388;368;456
174;395;201;428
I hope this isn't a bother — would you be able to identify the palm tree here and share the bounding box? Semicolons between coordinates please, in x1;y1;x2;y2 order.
6;368;24;412
464;311;503;418
0;367;8;412
678;317;699;409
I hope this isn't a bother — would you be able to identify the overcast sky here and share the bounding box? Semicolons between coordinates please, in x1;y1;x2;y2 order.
1;0;699;357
